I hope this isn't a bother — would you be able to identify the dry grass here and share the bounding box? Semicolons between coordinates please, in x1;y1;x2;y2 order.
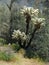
0;52;45;65
0;58;44;65
0;47;47;65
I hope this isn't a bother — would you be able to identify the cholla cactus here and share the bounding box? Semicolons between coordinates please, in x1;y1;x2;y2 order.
20;6;45;29
21;32;27;40
12;6;45;49
12;30;27;41
20;6;39;17
32;17;45;29
12;30;22;39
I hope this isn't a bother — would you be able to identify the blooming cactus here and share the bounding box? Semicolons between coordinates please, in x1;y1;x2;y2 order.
12;30;27;41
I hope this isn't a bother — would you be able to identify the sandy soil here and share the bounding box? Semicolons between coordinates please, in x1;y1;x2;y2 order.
0;57;45;65
0;46;48;65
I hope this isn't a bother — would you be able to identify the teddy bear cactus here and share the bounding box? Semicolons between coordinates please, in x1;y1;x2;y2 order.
12;30;27;41
12;6;45;49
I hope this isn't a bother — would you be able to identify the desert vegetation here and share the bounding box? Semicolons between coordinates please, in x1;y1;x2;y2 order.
0;0;49;65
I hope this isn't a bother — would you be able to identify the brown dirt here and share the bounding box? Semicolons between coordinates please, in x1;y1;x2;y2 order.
0;46;48;65
0;53;45;65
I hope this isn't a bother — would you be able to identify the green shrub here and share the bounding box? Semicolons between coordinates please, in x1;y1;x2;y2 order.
11;43;20;51
0;52;14;61
0;38;6;45
25;41;49;62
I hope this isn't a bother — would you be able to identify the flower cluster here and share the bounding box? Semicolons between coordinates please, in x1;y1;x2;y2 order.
12;30;27;41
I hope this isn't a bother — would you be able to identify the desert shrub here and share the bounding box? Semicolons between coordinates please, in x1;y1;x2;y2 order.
0;51;14;61
25;43;49;62
25;29;49;62
0;38;6;45
11;43;20;51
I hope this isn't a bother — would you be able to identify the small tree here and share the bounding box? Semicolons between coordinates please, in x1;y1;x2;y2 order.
12;6;45;49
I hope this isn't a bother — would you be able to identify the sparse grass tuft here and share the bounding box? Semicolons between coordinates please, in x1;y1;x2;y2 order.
11;43;20;51
0;51;15;61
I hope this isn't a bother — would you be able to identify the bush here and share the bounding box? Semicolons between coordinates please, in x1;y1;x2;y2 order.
11;43;20;51
0;51;14;61
25;43;49;62
0;38;6;45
